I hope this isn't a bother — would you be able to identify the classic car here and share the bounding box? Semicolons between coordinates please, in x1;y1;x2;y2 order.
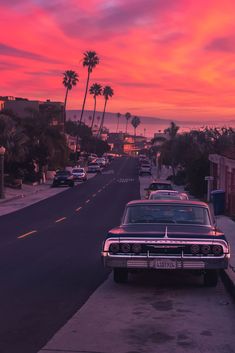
101;200;230;286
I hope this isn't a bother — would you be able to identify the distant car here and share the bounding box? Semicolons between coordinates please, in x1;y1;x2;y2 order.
87;162;101;173
149;190;189;200
101;199;230;287
72;168;87;182
95;157;107;168
145;180;173;198
88;153;98;162
52;170;74;187
139;164;152;176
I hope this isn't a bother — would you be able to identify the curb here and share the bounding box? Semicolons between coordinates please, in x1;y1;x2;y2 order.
221;265;235;300
0;194;25;204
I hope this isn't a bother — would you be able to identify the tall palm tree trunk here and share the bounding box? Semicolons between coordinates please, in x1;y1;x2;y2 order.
116;116;120;133
91;97;97;130
79;70;91;125
63;87;69;133
125;120;128;134
98;99;107;136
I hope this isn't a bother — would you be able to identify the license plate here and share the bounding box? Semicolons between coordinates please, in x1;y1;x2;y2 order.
154;259;177;269
61;181;65;183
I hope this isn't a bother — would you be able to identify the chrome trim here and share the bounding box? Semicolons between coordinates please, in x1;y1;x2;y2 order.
103;237;229;255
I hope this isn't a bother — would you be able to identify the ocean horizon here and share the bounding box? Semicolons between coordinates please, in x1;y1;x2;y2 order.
67;110;235;138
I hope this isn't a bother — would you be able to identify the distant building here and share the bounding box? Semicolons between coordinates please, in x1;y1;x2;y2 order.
123;135;148;156
209;149;235;216
107;132;124;154
0;96;64;129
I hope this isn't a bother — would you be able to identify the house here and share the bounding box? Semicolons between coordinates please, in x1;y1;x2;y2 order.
1;96;64;130
209;149;235;216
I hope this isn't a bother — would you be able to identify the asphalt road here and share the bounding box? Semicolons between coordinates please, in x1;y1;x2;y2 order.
0;156;140;353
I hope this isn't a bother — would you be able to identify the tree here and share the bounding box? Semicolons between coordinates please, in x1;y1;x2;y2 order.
131;116;141;136
79;51;99;125
164;121;179;139
116;112;121;133
125;112;131;134
98;86;114;136
89;83;102;131
62;70;79;130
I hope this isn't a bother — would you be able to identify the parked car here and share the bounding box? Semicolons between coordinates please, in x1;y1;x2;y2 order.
72;168;87;182
52;170;74;187
149;190;189;200
95;157;107;168
101;200;230;286
145;180;173;198
139;163;152;176
87;162;101;173
88;153;98;162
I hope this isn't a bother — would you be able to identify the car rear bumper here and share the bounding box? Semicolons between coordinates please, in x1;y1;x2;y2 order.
102;253;229;270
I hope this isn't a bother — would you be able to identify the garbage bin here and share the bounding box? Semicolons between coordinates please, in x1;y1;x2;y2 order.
210;190;225;215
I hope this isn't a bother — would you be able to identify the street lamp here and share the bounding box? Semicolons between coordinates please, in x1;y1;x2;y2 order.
0;146;6;199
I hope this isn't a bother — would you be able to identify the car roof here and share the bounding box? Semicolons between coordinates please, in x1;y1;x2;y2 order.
149;180;172;185
126;199;208;207
150;190;179;194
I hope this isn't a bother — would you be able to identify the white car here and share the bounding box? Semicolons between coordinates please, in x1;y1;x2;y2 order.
95;157;107;168
139;164;151;176
72;168;87;182
149;190;189;200
87;162;101;173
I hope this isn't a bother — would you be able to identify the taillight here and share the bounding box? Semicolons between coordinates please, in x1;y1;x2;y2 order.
121;243;131;253
212;245;223;256
190;244;200;255
201;245;211;255
132;243;142;254
109;243;120;253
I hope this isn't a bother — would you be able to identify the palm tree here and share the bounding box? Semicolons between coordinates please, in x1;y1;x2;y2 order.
98;86;114;136
62;70;79;131
116;112;121;133
125;112;131;134
164;121;179;139
89;83;102;131
78;51;99;125
131;116;141;136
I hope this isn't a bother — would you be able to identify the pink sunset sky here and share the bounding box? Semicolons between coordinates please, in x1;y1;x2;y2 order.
1;0;235;121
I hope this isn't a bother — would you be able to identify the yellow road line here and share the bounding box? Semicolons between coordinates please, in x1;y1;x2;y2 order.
86;199;90;203
55;217;66;223
76;207;82;212
98;189;102;193
18;230;37;239
92;193;96;197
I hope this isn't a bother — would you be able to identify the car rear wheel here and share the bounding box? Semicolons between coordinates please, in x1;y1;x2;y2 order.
113;268;128;283
204;270;218;287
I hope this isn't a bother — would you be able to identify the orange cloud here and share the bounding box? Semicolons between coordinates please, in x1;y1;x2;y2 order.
1;0;235;122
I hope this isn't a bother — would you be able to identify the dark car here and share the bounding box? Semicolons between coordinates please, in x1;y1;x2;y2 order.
101;200;230;286
52;170;74;187
145;180;173;198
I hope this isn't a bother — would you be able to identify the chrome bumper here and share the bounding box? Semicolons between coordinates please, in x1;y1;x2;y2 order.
102;253;229;270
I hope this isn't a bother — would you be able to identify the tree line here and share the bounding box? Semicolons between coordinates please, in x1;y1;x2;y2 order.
155;122;235;197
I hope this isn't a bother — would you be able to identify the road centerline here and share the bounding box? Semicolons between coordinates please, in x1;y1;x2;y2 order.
18;230;37;239
55;217;66;223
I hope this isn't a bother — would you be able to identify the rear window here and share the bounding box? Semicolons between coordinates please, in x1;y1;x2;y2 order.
72;169;84;173
56;171;70;176
123;204;211;225
149;183;173;191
